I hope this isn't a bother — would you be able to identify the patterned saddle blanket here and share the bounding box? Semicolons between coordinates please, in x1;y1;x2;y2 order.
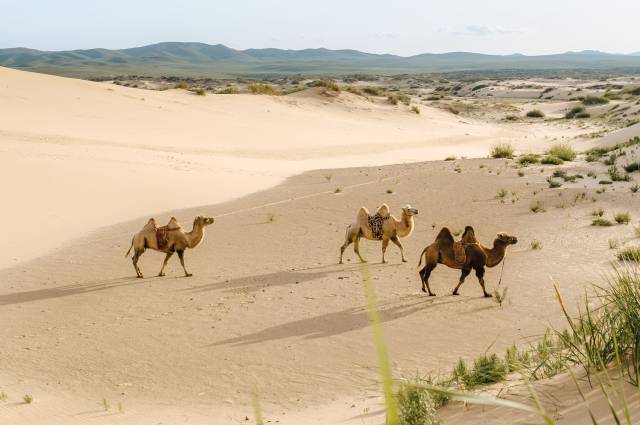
453;241;467;264
156;226;174;250
367;213;389;240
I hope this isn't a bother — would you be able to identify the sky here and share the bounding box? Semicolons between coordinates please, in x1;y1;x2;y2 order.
1;0;639;55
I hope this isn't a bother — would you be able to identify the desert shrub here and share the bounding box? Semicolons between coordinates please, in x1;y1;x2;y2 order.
468;354;507;386
174;81;191;89
541;155;564;165
471;84;488;91
632;183;640;193
585;153;599;162
565;105;586;118
446;105;460;115
505;114;519;121
575;111;591;118
217;87;239;94
529;200;546;213
530;239;542;250
526;109;545;118
490;143;514;159
614;212;631;224
518;153;540;165
582;96;610;105
592;217;613;226
23;394;33;404
363;87;383;96
249;83;280;95
624;162;640;173
411;105;420;114
396;381;442;425
608;166;630;181
194;88;206;96
312;79;340;92
547;177;562;188
592;207;605;217
603;153;617;166
444;156;456;161
388;93;411;105
547;143;576;161
617;247;640;261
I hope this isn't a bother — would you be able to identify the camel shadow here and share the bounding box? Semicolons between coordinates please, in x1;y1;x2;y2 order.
210;295;458;347
0;276;141;307
185;262;402;294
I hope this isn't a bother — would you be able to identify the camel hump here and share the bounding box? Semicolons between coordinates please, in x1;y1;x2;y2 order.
357;206;371;223
144;218;158;230
165;217;181;230
375;204;390;218
461;226;478;244
435;227;454;246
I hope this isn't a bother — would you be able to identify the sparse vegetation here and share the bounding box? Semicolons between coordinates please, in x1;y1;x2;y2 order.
547;143;576;161
249;83;280;95
530;239;542;250
582;95;610;105
518;153;540;165
546;177;562;188
624;162;640;173
564;105;586;119
217;87;239;94
174;81;191;89
591;207;605;217
614;212;631;224
23;394;33;404
608;165;630;181
396;380;442;425
592;217;613;226
608;239;619;249
541;155;563;165
410;105;420;114
617;247;640;261
444;155;456;161
312;79;341;92
490;143;514;159
529;200;546;213
526;109;545;118
194;88;206;96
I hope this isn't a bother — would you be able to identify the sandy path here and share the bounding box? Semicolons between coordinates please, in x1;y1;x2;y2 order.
0;66;592;269
1;155;638;424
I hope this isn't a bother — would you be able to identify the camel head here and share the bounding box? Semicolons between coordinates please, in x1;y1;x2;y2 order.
402;205;419;216
194;216;215;227
495;232;518;246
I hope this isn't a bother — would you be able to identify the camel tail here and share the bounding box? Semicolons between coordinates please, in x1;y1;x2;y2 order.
416;246;428;269
125;237;134;258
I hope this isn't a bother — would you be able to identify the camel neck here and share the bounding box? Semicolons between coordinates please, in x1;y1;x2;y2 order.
397;213;414;237
186;223;205;249
485;240;507;267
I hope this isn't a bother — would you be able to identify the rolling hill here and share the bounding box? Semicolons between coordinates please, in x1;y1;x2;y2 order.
2;42;640;78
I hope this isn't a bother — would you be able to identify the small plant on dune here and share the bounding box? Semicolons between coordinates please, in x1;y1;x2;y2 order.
530;239;542;250
410;105;420;114
614;212;631;224
632;183;640;193
552;169;567;179
585;153;599;162
616;247;640;262
574;111;590;118
582;95;610;105
490;143;514;159
546;177;562;188
312;79;340;92
529;200;546;213
518;153;540;165
323;173;332;182
493;287;508;307
608;165;630;182
541;155;564;165
444;155;456;161
174;81;190;89
603;153;617;166
194;88;206;96
526;109;545;118
388;93;411;106
587;170;596;178
468;353;508;386
23;394;33;404
396;380;442;425
565;105;586;119
496;188;508;199
592;217;613;226
608;239;619;249
592;207;605;217
517;169;525;177
505;114;519;121
0;391;7;402
118;402;124;413
267;213;276;223
363;87;383;96
452;229;462;237
249;83;280;95
624;162;640;173
217;87;239;94
334;187;342;193
102;398;110;411
547;143;577;161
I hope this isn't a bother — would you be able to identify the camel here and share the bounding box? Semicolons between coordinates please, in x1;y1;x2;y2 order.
417;226;517;297
339;204;418;264
125;215;214;278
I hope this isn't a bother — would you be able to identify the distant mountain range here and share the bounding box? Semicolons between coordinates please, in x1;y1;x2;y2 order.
2;42;640;78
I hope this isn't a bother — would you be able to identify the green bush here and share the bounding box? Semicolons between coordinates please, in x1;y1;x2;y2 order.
565;105;586;119
592;217;613;226
490;143;514;159
617;247;640;261
518;153;540;165
582;96;610;105
396;382;442;425
526;109;545;118
614;212;631;224
547;143;576;161
249;83;280;95
541;155;564;165
312;79;340;92
217;87;239;94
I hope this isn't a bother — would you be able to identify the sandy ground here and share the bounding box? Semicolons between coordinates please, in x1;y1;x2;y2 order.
1;67;640;424
0;66;595;269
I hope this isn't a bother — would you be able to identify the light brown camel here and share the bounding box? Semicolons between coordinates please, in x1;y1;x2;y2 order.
125;215;214;278
339;204;418;264
417;226;517;297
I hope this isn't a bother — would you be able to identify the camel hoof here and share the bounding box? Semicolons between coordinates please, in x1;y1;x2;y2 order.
185;273;193;277
421;287;427;293
402;259;408;263
360;260;368;264
158;273;165;277
429;293;436;297
484;293;492;298
339;260;343;265
452;291;459;296
137;275;143;279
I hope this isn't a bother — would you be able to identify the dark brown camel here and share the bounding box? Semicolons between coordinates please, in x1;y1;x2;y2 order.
417;226;517;297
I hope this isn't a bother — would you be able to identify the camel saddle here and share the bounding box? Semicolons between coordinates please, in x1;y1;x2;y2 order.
367;213;389;240
155;219;181;250
453;227;479;265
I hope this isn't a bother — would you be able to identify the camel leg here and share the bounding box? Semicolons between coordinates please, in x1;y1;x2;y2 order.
158;251;174;277
475;266;491;297
381;237;390;263
354;235;367;263
340;227;355;264
390;236;407;262
452;268;472;295
132;250;144;278
418;263;437;296
177;249;192;277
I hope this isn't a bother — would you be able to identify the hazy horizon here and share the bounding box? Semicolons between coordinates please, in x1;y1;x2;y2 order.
2;0;639;56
